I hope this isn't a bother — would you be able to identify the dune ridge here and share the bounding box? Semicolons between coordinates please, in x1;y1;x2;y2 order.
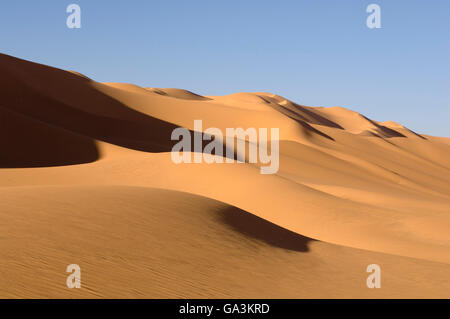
0;53;449;298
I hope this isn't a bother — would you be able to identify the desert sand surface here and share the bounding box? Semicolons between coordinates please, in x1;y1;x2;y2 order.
0;53;449;298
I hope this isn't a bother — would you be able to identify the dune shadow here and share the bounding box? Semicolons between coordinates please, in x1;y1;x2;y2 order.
217;206;316;252
267;102;335;141
0;106;99;168
291;102;344;129
0;54;239;167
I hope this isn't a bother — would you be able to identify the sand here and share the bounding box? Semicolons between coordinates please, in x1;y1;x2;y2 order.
0;53;449;298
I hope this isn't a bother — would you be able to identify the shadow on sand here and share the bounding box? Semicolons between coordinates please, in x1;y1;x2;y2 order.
218;206;316;253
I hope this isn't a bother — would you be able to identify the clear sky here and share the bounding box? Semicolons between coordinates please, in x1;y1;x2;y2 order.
1;0;449;136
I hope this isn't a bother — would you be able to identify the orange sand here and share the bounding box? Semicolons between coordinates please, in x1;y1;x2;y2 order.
0;53;449;298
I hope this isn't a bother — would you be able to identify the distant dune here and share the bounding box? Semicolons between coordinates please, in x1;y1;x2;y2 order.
0;53;449;298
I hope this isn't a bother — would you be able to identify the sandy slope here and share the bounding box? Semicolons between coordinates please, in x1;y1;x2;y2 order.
0;53;449;298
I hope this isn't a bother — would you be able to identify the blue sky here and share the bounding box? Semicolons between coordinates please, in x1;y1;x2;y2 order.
1;0;449;136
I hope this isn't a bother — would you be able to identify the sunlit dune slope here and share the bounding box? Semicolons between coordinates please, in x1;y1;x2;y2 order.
1;186;448;298
0;53;449;298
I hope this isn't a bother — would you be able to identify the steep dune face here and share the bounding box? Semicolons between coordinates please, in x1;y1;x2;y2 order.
310;106;408;138
145;87;211;100
0;106;99;168
0;53;449;298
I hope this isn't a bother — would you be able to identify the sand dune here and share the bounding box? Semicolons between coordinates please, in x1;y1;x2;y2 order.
0;53;449;298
